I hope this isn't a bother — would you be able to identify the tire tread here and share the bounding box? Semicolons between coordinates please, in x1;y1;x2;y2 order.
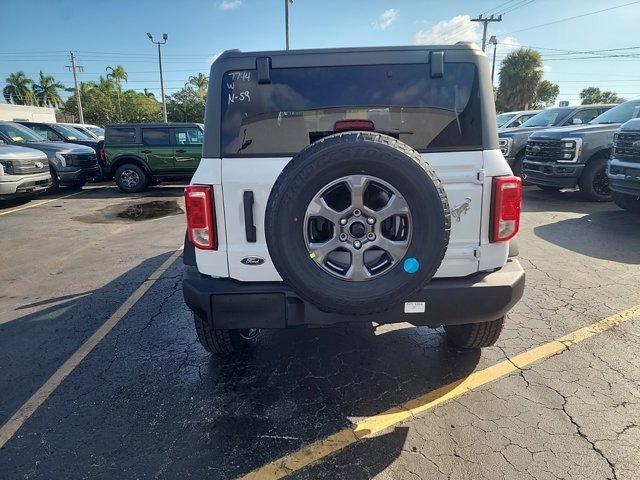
444;317;505;349
194;314;236;354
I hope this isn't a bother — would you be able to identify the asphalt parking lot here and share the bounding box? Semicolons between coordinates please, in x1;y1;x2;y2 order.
1;185;639;480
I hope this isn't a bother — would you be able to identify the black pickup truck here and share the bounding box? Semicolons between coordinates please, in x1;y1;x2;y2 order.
522;99;640;201
608;118;640;212
498;104;615;176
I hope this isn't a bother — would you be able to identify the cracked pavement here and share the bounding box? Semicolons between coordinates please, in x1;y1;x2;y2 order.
1;185;639;479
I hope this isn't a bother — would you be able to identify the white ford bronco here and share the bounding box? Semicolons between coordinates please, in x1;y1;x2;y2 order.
182;44;525;355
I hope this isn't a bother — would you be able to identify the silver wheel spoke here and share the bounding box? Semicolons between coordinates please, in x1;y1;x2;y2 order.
346;249;369;281
375;237;409;262
309;236;341;263
348;175;369;209
307;197;343;224
304;174;412;281
376;194;409;220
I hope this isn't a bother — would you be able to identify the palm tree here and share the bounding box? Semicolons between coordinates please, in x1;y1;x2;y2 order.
3;71;35;105
188;73;208;99
32;71;65;107
497;49;543;111
97;76;115;93
106;65;128;120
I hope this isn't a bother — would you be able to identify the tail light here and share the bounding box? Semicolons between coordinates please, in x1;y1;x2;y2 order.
99;148;106;162
491;176;522;243
185;185;217;250
334;119;375;132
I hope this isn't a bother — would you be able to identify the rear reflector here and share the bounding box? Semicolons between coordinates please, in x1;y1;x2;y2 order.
185;185;216;250
334;119;375;132
491;176;522;243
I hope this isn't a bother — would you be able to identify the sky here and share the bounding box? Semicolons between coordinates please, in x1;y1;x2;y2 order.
1;0;639;106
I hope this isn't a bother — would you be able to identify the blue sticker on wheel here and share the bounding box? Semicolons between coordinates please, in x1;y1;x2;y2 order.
403;257;420;274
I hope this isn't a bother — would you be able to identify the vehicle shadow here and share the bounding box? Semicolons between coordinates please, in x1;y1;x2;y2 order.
0;196;32;210
0;250;179;427
192;323;482;478
0;259;483;480
533;209;640;264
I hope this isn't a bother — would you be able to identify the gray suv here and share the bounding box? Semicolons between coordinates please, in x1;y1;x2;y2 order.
499;104;615;176
0;122;100;189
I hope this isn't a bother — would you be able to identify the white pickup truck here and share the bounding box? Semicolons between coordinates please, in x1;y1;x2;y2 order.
182;44;525;356
0;144;51;199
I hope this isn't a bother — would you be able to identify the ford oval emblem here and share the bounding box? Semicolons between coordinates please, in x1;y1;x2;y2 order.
241;256;265;266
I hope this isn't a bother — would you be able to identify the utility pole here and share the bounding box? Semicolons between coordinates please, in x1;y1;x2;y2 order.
285;0;293;50
67;52;84;124
471;14;502;52
489;35;498;84
147;32;168;122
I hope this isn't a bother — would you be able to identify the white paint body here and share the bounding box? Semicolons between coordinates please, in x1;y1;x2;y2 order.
191;149;513;280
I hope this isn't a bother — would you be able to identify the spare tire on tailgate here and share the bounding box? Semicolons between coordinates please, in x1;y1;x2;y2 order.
265;131;450;315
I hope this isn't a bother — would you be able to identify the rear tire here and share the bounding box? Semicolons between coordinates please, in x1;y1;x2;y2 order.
115;163;148;193
579;157;611;202
444;317;505;349
193;314;258;355
613;192;640;212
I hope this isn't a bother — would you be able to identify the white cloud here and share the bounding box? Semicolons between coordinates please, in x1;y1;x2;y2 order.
218;0;242;10
414;15;479;45
500;36;520;51
377;8;399;31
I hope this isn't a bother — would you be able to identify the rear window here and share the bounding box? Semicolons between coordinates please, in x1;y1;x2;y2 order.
107;127;136;144
220;63;482;156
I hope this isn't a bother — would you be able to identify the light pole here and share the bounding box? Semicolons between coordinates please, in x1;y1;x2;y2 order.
489;35;498;84
147;32;168;122
285;0;293;50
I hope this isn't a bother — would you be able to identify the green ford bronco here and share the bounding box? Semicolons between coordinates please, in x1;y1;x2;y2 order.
102;122;204;192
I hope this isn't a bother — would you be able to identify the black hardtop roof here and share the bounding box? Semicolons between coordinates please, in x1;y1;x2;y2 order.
216;42;483;60
203;42;499;157
105;122;201;128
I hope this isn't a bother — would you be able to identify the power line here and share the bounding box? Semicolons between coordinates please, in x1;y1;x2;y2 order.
503;0;640;35
479;0;518;16
502;0;535;15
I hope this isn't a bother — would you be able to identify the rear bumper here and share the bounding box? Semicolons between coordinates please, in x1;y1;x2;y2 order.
522;159;583;188
182;259;525;329
608;159;640;196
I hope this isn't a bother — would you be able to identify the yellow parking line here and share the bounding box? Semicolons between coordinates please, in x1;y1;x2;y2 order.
241;304;640;479
0;189;95;217
0;247;183;449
